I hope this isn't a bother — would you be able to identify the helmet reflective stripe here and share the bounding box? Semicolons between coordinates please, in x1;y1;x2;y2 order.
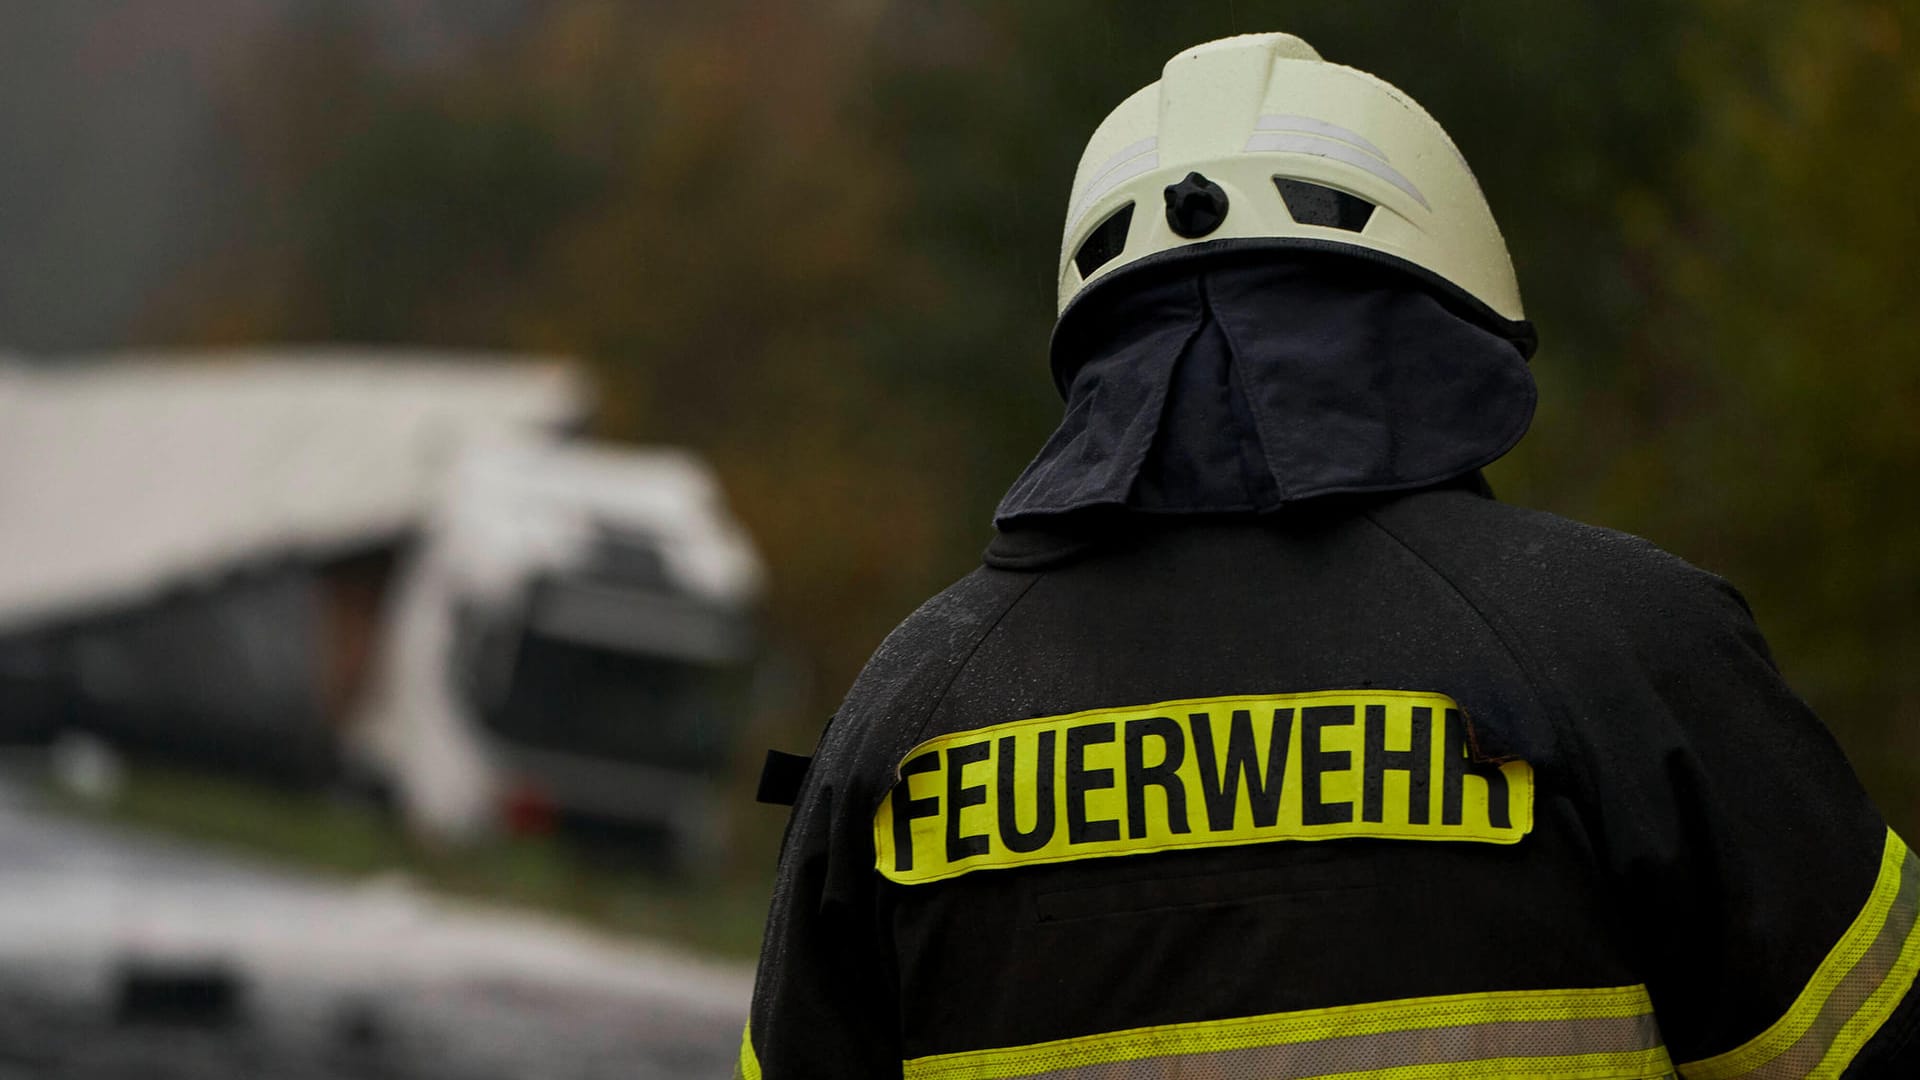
1055;32;1528;343
1244;126;1429;210
1064;137;1159;230
1251;114;1391;161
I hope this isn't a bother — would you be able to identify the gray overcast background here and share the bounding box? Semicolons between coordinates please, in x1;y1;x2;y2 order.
0;1;527;354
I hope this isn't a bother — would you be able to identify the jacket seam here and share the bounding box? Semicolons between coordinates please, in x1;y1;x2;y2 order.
1209;272;1295;502
1356;508;1606;827
891;571;1048;785
1197;273;1275;506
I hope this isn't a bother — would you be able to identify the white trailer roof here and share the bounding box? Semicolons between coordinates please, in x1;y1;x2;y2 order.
0;350;588;630
429;439;766;610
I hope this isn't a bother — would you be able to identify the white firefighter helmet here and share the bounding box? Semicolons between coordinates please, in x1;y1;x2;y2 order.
1057;32;1531;352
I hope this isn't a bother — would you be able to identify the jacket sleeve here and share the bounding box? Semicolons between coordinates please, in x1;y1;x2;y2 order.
737;716;901;1080
737;568;1038;1078
1577;569;1920;1078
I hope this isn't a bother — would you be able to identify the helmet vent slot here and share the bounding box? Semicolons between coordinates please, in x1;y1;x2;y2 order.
1073;203;1135;278
1275;179;1374;232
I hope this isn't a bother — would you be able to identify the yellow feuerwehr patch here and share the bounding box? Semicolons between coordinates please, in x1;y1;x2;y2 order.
874;690;1532;885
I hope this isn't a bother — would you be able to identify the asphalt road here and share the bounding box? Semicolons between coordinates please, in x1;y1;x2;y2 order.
0;782;751;1079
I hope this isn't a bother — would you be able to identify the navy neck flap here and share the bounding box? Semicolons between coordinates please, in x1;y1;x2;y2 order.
993;255;1537;528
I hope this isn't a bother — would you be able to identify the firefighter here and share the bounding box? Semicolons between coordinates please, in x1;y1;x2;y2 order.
739;32;1920;1079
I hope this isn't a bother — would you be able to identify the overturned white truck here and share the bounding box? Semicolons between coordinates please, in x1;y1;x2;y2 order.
350;439;766;855
0;351;767;856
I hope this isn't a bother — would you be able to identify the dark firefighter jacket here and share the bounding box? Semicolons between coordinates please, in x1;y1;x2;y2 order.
739;256;1920;1080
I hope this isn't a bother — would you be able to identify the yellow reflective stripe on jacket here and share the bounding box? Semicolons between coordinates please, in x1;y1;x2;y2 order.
902;985;1673;1080
735;1021;762;1080
1679;828;1920;1080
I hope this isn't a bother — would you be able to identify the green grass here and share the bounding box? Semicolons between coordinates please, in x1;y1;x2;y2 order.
47;763;772;961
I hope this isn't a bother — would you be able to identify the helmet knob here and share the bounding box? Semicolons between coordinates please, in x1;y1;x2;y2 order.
1163;172;1229;238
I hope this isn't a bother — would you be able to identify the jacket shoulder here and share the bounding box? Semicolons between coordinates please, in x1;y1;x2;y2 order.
1367;489;1749;633
814;566;1038;804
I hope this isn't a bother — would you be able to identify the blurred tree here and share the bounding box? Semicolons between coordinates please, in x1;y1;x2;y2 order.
158;2;961;750
150;0;1918;841
1609;0;1920;824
